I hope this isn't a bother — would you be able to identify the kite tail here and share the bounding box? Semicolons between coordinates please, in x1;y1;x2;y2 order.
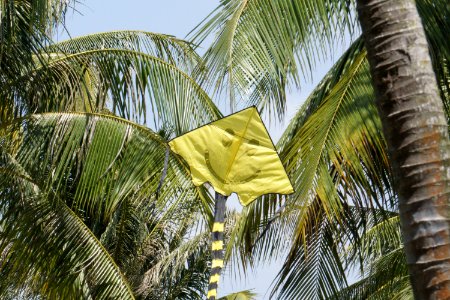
207;193;228;300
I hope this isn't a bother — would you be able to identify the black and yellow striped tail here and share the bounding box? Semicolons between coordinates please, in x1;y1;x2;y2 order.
207;193;228;300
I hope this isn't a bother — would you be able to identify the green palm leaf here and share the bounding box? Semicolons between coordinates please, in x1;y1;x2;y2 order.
190;0;356;118
49;30;201;71
336;212;411;300
0;112;216;298
6;112;213;223
271;37;391;256
280;46;390;209
135;227;211;299
0;0;77;123
191;0;449;121
3;32;221;133
221;37;392;298
0;165;135;299
271;44;391;299
273;212;347;299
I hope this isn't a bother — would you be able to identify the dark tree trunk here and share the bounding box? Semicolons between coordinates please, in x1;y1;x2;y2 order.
356;0;450;298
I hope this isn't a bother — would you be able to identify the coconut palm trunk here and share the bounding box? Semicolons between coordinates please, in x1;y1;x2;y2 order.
356;0;450;298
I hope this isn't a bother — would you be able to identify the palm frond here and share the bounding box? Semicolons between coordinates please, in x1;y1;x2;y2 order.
5;112;214;224
0;165;135;299
219;37;393;298
0;112;217;298
223;195;292;275
135;227;211;299
0;0;73;38
214;38;388;280
420;0;450;121
49;30;201;71
0;0;58;124
0;0;76;84
336;212;411;300
417;0;450;60
5;46;221;134
278;36;392;247
189;0;357;118
190;0;450;121
267;40;394;299
270;199;354;300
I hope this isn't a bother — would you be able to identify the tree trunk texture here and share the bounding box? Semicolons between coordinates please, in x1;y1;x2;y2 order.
356;0;450;298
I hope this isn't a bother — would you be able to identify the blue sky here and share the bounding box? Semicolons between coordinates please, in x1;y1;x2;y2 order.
59;1;345;298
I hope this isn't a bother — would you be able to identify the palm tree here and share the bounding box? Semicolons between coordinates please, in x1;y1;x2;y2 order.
0;0;238;299
190;0;450;298
356;1;450;297
0;1;262;299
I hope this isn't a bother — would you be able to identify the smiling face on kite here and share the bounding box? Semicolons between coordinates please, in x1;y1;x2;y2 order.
168;107;293;206
205;127;261;185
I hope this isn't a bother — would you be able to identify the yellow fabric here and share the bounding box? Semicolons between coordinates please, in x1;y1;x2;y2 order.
207;289;217;298
212;241;224;250
169;107;294;206
211;259;224;268
209;274;221;283
212;222;224;232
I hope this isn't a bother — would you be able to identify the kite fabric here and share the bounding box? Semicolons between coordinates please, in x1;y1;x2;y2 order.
168;106;293;206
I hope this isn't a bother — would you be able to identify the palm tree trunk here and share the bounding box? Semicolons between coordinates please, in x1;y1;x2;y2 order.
356;0;450;298
207;192;228;300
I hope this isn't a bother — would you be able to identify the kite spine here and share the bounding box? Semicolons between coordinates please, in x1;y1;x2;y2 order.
207;193;228;300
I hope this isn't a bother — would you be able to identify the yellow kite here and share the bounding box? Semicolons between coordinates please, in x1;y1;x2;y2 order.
168;106;293;206
168;106;293;300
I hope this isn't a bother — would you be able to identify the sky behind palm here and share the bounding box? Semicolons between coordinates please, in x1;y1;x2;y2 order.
58;1;344;298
